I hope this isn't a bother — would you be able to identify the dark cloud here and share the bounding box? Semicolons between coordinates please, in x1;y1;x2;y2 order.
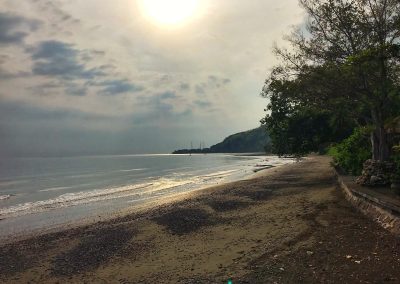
81;50;106;62
194;76;231;94
31;40;76;60
195;84;205;95
0;100;72;121
0;54;9;64
135;91;186;122
130;105;192;126
97;64;115;71
97;79;143;95
160;91;177;99
44;1;80;24
179;83;190;91
156;102;173;112
194;100;212;109
0;99;196;157
0;12;40;45
208;75;217;82
208;75;231;86
0;100;120;157
34;82;60;89
28;81;87;97
29;40;105;80
0;67;30;80
65;84;87;96
26;41;139;96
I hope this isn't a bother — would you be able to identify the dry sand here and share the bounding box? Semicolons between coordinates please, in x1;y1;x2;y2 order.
1;156;400;283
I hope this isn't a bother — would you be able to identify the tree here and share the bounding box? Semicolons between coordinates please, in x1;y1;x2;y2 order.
262;0;400;161
261;94;354;156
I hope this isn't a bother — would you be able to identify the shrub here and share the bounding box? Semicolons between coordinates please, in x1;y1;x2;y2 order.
328;127;371;175
392;145;400;181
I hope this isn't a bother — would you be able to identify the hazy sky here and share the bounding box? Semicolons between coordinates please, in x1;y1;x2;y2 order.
0;0;304;156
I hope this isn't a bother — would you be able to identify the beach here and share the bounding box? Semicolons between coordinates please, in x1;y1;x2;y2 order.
1;156;400;283
0;154;292;239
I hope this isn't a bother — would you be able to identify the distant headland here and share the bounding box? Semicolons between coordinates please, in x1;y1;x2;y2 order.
172;126;270;154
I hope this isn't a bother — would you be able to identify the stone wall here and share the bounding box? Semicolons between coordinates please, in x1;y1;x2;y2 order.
356;159;394;186
338;175;400;235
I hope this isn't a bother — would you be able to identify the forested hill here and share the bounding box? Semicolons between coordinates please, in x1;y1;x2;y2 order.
172;126;270;154
209;126;270;153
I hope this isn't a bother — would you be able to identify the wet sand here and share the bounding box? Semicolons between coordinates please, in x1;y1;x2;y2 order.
1;156;400;283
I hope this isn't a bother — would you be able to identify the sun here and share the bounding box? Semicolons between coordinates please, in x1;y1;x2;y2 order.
138;0;199;26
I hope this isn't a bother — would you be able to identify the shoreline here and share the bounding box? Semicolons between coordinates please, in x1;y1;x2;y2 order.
0;160;290;245
2;156;400;283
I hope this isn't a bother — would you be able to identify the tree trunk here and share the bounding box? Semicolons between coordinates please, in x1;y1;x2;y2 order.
371;110;390;161
371;131;379;160
377;124;390;161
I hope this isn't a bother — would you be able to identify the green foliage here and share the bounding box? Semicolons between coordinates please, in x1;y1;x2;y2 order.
327;146;339;158
209;126;270;153
329;127;371;175
261;0;400;162
267;109;332;157
392;146;400;180
262;89;354;157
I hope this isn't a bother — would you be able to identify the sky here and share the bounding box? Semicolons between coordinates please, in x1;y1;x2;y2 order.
0;0;304;157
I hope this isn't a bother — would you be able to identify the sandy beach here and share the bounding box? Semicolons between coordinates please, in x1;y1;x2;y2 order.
1;156;400;283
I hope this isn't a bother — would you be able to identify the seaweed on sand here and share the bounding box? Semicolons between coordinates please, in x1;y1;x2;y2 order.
153;208;214;235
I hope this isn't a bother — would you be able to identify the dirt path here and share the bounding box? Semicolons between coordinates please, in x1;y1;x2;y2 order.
1;156;400;283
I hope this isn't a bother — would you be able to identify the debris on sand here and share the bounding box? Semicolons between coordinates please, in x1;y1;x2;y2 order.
237;190;273;201
153;208;214;235
51;226;136;276
206;199;251;212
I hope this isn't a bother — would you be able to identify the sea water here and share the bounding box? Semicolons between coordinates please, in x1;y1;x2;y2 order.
0;154;293;239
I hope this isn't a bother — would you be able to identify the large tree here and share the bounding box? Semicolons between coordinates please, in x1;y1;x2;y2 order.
262;0;400;161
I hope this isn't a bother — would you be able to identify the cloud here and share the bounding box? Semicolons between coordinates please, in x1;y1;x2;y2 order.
134;91;188;123
0;67;29;80
31;40;76;60
222;78;231;84
0;100;68;121
96;79;144;95
29;40;105;80
207;75;231;87
65;84;87;96
194;100;212;109
208;75;217;83
195;84;205;95
0;0;305;156
179;83;190;91
0;12;40;45
160;91;177;99
192;76;232;96
81;50;106;62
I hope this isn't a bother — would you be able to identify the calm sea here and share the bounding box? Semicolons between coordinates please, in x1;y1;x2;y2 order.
0;154;292;239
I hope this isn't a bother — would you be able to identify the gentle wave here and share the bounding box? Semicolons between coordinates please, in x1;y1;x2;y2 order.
0;180;28;187
68;172;105;179
0;168;242;219
0;178;196;219
67;168;147;178
0;183;152;218
118;168;147;172
0;195;11;201
39;186;72;192
201;169;238;178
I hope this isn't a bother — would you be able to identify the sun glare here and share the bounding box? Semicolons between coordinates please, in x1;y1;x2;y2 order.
139;0;199;26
